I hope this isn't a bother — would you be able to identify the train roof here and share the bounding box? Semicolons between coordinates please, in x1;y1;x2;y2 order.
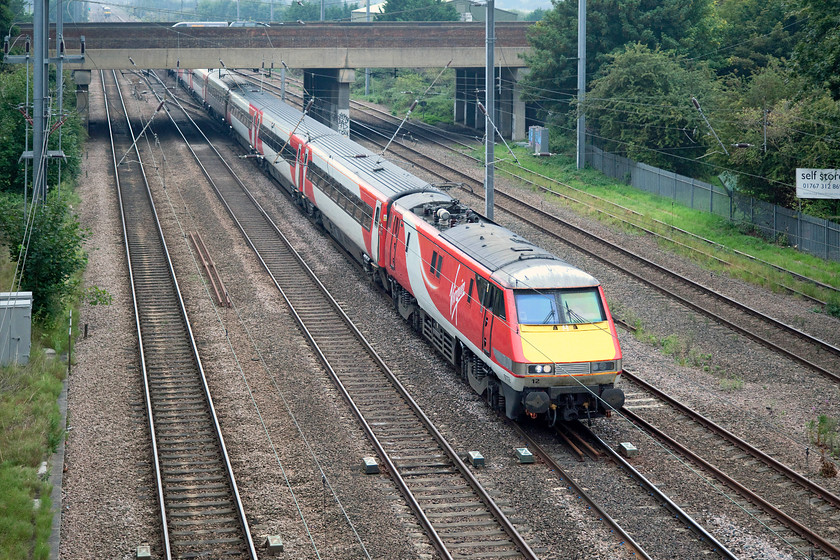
219;76;434;202
442;223;599;290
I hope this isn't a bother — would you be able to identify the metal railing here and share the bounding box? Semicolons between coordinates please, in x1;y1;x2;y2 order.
587;144;840;262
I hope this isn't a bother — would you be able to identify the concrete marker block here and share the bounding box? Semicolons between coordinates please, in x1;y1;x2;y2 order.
362;456;379;474
263;535;284;553
618;442;638;457
515;447;534;464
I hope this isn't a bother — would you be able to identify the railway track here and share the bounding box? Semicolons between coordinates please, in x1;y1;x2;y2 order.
156;70;541;560
618;369;840;559
102;68;257;560
506;419;738;559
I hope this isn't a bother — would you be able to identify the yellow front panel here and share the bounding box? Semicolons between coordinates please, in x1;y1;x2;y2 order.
519;323;617;363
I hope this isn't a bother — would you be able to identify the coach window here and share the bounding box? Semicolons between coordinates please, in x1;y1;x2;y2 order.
467;278;474;303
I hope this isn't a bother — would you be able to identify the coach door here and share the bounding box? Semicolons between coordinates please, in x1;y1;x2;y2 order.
389;215;402;270
477;276;492;356
481;281;506;357
248;106;263;152
298;147;308;193
371;201;382;264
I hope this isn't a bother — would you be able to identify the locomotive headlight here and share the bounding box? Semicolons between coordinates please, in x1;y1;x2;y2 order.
591;360;618;373
528;364;554;374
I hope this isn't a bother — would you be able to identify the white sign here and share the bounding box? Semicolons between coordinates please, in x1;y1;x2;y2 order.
797;168;840;199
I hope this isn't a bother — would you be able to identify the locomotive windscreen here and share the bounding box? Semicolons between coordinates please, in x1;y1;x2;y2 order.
514;288;606;325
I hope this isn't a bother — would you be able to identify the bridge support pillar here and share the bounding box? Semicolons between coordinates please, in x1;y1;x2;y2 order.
455;68;483;132
499;67;527;141
73;70;91;132
304;68;355;137
455;67;526;140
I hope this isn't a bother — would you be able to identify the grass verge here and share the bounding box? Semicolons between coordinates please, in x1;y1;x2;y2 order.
0;303;70;559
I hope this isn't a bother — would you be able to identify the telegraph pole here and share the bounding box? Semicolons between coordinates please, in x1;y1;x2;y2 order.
484;0;495;219
576;0;586;169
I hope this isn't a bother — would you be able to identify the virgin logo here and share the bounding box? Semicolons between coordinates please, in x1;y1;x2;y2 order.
449;264;467;325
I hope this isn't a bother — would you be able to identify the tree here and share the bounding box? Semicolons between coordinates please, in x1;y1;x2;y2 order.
0;67;29;195
0;0;25;34
712;0;801;78
793;0;840;101
524;8;546;22
584;44;720;177
0;62;87;324
376;0;457;22
0;66;84;196
721;65;840;212
521;0;717;123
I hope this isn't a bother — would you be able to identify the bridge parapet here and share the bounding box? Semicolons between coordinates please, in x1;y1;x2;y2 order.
14;21;532;70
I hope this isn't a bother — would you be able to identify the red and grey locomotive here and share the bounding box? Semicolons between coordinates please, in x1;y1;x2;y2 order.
178;68;625;422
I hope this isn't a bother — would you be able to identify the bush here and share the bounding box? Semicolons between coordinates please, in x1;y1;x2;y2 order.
0;191;89;324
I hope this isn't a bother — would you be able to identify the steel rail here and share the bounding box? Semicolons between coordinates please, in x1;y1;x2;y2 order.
105;69;258;560
577;423;739;559
101;68;172;559
504;421;652;560
622;369;840;510
623;409;840;559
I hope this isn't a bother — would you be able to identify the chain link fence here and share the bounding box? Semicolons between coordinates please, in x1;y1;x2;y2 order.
588;145;840;262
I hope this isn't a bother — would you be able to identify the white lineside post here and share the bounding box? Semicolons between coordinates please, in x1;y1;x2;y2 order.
484;0;495;220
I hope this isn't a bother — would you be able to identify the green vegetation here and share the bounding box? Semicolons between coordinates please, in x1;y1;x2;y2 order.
376;0;457;22
613;305;743;390
0;191;89;323
0;327;71;560
354;68;456;127
807;415;839;460
522;0;840;220
0;59;87;558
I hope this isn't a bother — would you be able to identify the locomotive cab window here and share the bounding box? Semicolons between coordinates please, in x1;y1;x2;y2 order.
515;288;605;325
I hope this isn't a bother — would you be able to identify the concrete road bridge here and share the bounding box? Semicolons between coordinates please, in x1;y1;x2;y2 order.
13;21;534;138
